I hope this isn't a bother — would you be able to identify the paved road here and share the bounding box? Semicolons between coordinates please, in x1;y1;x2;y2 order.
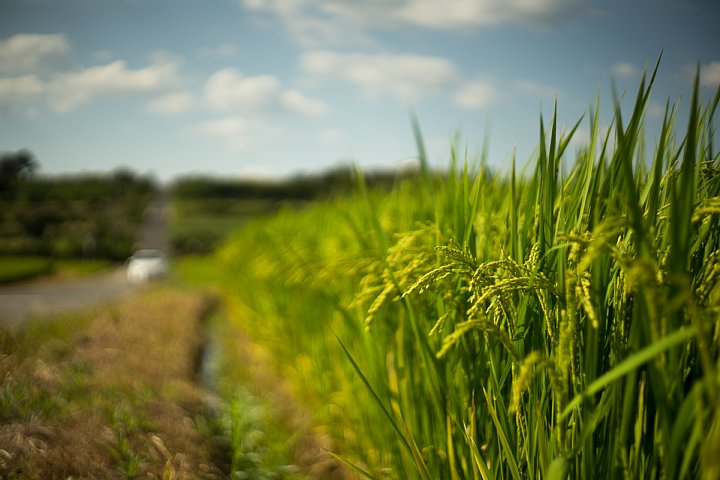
0;268;135;328
135;192;170;254
0;193;169;329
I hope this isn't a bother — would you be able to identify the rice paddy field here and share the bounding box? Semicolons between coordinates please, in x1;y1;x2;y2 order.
213;69;720;479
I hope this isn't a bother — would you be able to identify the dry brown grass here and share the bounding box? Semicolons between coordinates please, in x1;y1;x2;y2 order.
0;287;226;479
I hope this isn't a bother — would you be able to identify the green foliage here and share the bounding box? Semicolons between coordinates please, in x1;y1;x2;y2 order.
169;183;283;254
172;255;225;288
0;254;111;284
217;70;720;479
169;208;255;254
0;149;38;199
0;170;155;260
171;167;417;203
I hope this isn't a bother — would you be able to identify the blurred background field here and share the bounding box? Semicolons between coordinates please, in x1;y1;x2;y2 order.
3;68;720;479
167;169;414;255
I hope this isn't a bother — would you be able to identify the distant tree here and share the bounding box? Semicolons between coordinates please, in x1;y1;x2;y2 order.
1;149;38;178
0;149;39;198
113;167;136;185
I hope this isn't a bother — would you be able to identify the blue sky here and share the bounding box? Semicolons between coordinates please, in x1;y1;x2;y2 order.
0;0;718;182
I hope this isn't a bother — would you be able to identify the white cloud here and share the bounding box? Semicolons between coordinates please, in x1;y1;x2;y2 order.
0;35;184;113
319;127;347;144
58;59;178;93
195;116;251;137
192;116;279;151
701;60;720;87
239;0;590;45
240;0;372;46
147;92;196;115
0;74;45;99
0;33;70;73
205;68;281;111
204;67;329;117
300;50;459;101
284;9;371;47
397;0;587;28
193;116;254;150
280;89;329;116
681;61;720;88
513;79;562;99
453;81;497;109
612;61;639;79
47;58;181;112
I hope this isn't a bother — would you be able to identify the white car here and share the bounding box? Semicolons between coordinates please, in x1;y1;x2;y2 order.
126;249;169;284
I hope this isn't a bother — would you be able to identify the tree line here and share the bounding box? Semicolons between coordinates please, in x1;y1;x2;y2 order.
0;150;156;260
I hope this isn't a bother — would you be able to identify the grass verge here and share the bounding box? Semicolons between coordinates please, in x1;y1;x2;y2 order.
0;256;112;285
0;256;52;284
0;286;227;479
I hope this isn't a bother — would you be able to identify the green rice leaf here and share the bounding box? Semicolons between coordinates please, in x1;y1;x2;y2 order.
560;325;698;421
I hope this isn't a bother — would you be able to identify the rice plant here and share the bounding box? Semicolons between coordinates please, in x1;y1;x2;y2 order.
218;66;720;479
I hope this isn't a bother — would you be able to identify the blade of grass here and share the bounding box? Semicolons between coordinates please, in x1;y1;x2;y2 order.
483;386;522;479
462;422;492;480
324;450;379;480
560;324;700;422
331;330;424;473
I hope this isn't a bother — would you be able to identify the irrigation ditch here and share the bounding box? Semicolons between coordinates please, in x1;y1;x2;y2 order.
197;294;350;480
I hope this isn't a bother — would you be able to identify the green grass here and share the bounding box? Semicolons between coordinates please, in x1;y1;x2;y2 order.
0;255;112;284
214;67;720;479
170;215;250;254
51;258;112;277
0;255;52;283
0;308;93;422
168;197;281;254
172;254;226;289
